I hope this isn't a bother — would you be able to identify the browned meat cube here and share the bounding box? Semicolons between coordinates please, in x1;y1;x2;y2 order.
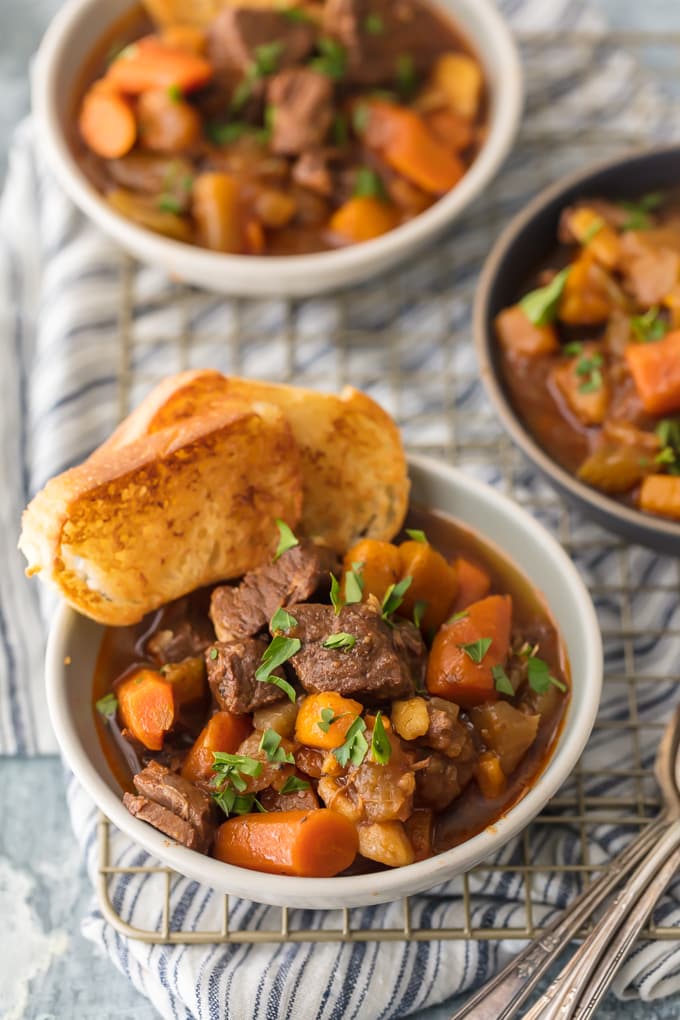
288;602;415;701
292;149;336;197
145;595;214;664
414;750;475;813
208;8;316;74
123;761;215;853
206;636;287;714
268;69;334;156
210;541;337;641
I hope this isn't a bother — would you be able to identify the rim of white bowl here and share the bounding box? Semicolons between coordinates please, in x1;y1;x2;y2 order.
45;454;602;907
31;0;523;295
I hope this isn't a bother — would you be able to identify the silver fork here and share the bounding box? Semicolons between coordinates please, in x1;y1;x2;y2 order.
450;704;680;1020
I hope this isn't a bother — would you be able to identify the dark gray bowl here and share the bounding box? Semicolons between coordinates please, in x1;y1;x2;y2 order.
474;144;680;554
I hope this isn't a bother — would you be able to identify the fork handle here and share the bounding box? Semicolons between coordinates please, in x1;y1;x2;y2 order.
448;817;667;1020
522;818;680;1020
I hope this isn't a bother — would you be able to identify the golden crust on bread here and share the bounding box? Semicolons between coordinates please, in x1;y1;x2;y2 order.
20;402;303;625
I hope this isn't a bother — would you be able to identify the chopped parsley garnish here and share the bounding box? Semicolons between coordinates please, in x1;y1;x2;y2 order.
333;716;368;768
230;41;284;114
213;788;266;816
654;419;680;475
370;711;391;764
255;636;300;702
519;267;571;327
318;707;347;733
280;775;311;795
563;341;584;357
310;38;347;79
259;728;295;764
406;528;428;543
619;192;664;232
381;575;413;622
448;609;469;624
631;306;667;343
211;751;264;814
459;637;492;663
527;655;567;694
364;13;385;34
574;351;604;394
270;607;298;633
395;54;417;99
157;194;183;214
330;573;343;615
581;218;604;244
323;632;357;651
274;519;299;561
167;83;183;103
209;647;219;661
281;5;313;23
352;103;370;135
492;665;514;696
413;600;428;629
344;567;364;604
95;692;118;719
353;167;388;201
207;122;252;145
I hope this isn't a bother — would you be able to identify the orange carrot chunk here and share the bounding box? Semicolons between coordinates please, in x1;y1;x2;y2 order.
363;102;465;195
329;196;399;245
78;83;137;159
295;692;363;750
106;36;213;94
181;711;253;785
639;474;680;520
451;557;492;612
117;669;176;750
426;594;512;707
214;809;359;877
625;330;680;415
397;540;459;632
343;539;402;603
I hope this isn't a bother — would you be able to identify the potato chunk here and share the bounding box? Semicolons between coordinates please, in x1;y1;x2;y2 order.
358;821;415;868
391;697;430;741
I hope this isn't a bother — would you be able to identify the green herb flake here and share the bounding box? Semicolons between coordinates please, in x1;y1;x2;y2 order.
458;637;493;664
574;351;605;394
207;121;252;145
381;575;414;622
370;710;391;764
563;341;584;357
519;267;571;327
318;707;341;733
364;13;385;34
619;192;664;231
332;113;349;146
259;728;295;764
413;599;428;629
395;54;417;99
353;167;388;201
330;572;343;615
255;636;301;702
95;692;118;720
167;83;183;103
209;647;219;661
581;218;604;244
230;77;255;114
310;37;347;79
323;632;357;651
274;519;299;561
448;609;469;624
281;5;313;23
270;607;298;634
344;568;364;605
157;194;183;214
333;716;368;768
406;528;428;544
654;419;680;476
213;751;264;778
213;787;266;817
211;751;264;811
352;103;370;136
280;775;311;795
254;40;285;76
631;306;667;343
492;665;514;696
527;655;567;695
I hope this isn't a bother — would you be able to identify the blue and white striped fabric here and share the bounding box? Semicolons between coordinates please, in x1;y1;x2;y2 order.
3;0;680;1014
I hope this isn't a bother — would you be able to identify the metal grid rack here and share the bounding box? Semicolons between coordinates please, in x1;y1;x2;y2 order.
97;30;680;945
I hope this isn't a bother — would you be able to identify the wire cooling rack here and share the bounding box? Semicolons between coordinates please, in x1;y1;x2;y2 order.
97;30;680;945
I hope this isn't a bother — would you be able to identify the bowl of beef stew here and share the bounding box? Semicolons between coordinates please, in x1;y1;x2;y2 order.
475;146;680;552
32;0;521;296
46;455;601;908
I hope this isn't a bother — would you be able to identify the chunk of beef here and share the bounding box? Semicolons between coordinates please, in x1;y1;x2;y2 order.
123;761;215;853
210;541;338;641
207;8;316;74
415;750;475;813
292;149;336;197
421;698;474;759
392;620;427;692
268;69;334;156
145;596;214;665
288;601;415;701
260;779;319;813
620;226;680;306
323;0;449;86
207;636;287;714
470;702;540;776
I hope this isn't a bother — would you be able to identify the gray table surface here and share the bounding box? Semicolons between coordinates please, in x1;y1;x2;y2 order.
3;2;680;1018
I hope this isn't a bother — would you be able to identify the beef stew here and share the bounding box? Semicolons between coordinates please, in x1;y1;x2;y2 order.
73;1;487;256
93;507;570;878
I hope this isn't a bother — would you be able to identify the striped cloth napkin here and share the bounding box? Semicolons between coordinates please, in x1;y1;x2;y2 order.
3;0;680;1015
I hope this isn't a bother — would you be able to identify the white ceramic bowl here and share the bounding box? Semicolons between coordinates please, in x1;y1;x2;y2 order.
46;454;602;909
31;0;522;297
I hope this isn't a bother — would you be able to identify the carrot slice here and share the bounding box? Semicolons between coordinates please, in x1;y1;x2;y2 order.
117;669;175;750
181;711;253;785
106;36;213;94
397;540;459;632
451;558;491;612
363;102;465;195
295;693;363;750
329;196;399;245
639;474;680;520
78;83;136;159
343;539;401;603
214;809;359;877
426;594;512;707
625;330;680;415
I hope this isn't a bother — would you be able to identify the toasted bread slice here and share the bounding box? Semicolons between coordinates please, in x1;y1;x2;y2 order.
99;370;410;553
20;401;302;625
